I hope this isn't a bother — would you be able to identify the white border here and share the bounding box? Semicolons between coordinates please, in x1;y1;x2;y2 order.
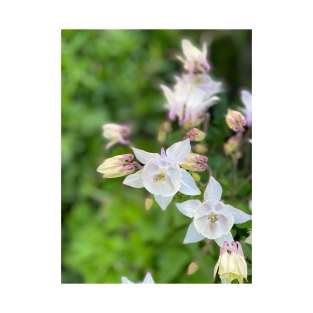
1;1;312;312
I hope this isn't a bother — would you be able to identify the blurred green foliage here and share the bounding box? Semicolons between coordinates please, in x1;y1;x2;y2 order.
62;30;252;283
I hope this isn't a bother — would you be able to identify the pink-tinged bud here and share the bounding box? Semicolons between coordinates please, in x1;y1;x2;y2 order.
213;241;247;284
187;128;206;142
225;110;246;132
97;154;137;178
224;135;241;157
102;123;131;149
181;153;208;172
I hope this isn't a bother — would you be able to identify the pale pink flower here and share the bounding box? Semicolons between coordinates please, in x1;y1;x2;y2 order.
161;74;222;128
177;39;210;73
102;123;131;149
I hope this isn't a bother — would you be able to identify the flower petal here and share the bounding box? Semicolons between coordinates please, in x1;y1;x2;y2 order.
132;147;159;164
176;199;202;218
215;232;234;247
223;204;252;224
204;176;222;204
183;221;205;244
166;138;191;163
121;276;133;284
123;170;144;188
241;90;252;126
143;272;154;283
194;212;233;240
154;194;174;210
179;169;200;195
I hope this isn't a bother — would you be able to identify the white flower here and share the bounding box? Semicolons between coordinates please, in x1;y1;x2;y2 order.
102;123;131;149
161;74;222;128
177;39;210;73
213;241;247;283
176;176;251;246
240;90;252;127
123;139;200;210
121;272;154;284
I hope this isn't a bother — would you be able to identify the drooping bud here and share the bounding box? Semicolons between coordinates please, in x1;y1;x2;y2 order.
213;241;248;284
97;154;138;178
225;110;246;132
186;128;206;142
181;153;208;172
224;134;242;157
102;123;131;149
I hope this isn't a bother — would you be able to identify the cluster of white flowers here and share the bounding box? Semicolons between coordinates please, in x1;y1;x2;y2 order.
97;39;252;284
161;40;222;129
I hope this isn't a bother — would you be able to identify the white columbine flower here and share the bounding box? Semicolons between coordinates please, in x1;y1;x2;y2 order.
176;176;251;246
121;272;154;284
123;139;201;210
240;90;252;128
213;241;247;283
161;74;222;128
102;123;131;149
177;39;210;73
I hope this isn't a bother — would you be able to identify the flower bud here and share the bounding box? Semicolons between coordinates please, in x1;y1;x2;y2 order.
214;241;247;284
102;123;131;149
224;135;241;156
225;110;246;132
186;128;206;142
157;121;172;144
193;143;208;154
181;153;208;172
97;154;137;178
145;196;153;210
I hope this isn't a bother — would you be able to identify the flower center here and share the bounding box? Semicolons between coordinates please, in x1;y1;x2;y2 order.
153;171;166;182
208;212;218;223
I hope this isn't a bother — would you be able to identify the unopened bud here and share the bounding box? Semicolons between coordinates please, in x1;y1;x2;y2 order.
193;143;208;154
145;197;153;210
97;154;137;178
157;121;172;144
181;153;208;172
225;110;246;132
224;135;241;156
187;128;206;142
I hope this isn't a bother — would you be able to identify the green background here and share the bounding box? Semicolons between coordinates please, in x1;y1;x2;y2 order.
61;29;252;283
